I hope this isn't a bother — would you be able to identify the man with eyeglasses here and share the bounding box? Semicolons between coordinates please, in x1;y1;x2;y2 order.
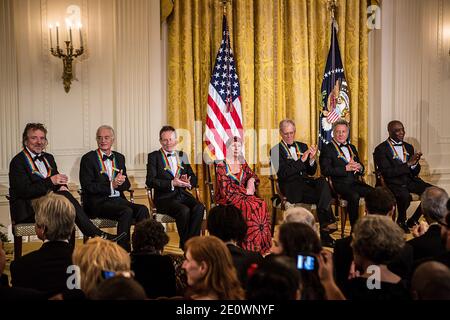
8;123;126;245
270;119;337;248
80;125;150;251
407;186;448;261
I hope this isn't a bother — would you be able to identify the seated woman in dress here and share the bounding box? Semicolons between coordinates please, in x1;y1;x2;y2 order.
214;136;271;255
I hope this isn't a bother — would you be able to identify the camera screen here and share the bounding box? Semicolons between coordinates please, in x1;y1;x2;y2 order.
297;255;315;271
102;270;116;279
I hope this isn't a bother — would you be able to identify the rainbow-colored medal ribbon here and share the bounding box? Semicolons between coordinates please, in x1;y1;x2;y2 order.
160;149;183;177
225;161;244;184
331;140;354;164
22;149;52;178
280;141;303;160
96;149;119;181
386;140;408;162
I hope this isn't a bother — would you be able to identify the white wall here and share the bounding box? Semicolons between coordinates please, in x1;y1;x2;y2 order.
0;0;166;229
369;0;450;194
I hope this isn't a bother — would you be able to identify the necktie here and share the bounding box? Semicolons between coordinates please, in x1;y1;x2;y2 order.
102;154;114;161
33;154;44;162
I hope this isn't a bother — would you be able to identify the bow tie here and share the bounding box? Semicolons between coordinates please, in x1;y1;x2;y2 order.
286;143;295;148
392;142;403;146
102;154;114;161
166;152;175;157
339;144;349;148
33;154;44;162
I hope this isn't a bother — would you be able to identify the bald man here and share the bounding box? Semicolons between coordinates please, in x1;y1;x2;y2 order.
374;120;433;233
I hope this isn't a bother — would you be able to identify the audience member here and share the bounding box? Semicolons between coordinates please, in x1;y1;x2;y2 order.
347;215;410;300
411;261;450;300
271;222;325;300
206;205;263;287
182;236;244;300
334;187;414;290
10;192;75;295
246;255;301;300
72;237;131;298
131;218;177;298
90;276;147;300
407;186;448;261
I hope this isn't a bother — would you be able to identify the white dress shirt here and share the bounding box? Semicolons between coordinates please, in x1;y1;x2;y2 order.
100;150;120;197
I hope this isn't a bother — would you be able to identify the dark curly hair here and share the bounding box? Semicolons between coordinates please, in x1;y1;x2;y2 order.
22;123;47;149
131;218;169;254
365;187;396;215
278;222;322;257
207;205;247;244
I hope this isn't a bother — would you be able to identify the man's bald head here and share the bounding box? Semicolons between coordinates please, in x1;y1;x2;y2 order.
411;261;450;300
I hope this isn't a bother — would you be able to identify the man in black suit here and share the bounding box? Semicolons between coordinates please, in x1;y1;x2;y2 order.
374;120;433;232
80;125;150;251
146;125;204;250
10;192;75;295
407;186;447;262
320;119;374;229
270;119;337;247
8;123;122;242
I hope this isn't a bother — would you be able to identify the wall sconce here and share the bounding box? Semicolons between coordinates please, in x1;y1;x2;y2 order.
48;20;84;93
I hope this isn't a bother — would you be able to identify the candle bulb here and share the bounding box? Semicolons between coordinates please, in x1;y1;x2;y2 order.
55;22;60;47
78;23;83;47
69;27;73;44
49;24;53;49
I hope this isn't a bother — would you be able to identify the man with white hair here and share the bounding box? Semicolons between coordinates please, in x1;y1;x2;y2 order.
282;207;316;230
80;125;150;251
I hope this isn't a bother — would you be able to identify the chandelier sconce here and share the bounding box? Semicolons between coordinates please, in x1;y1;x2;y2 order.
48;20;84;93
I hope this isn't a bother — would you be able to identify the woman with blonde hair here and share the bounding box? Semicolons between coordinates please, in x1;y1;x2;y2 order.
72;237;131;298
182;236;244;300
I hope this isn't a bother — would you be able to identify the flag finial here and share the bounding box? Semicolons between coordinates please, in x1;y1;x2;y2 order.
327;0;337;20
220;0;231;16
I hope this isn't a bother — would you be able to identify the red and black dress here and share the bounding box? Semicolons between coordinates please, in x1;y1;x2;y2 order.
215;161;271;255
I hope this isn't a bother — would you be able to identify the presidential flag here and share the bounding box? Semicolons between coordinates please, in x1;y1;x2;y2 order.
205;15;243;160
318;20;350;150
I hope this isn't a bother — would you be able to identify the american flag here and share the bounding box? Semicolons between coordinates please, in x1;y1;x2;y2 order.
205;15;243;160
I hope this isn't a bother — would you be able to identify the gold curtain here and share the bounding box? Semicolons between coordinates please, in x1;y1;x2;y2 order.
166;0;369;205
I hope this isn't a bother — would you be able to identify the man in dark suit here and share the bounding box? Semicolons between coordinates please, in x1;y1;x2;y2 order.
407;186;447;262
270;119;337;247
320;119;374;229
80;125;150;251
374;120;433;232
10;192;75;295
8;123;122;242
146;125;204;250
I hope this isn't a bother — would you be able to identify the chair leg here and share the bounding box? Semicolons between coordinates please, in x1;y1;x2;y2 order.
14;235;22;260
340;207;347;239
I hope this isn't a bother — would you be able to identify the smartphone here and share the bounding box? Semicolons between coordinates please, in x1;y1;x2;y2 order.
102;270;116;279
297;255;316;271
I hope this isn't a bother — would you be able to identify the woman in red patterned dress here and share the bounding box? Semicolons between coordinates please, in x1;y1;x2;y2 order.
214;136;271;255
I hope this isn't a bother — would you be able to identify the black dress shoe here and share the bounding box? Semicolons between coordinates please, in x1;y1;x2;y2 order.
321;233;336;248
397;222;410;234
101;231;128;243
